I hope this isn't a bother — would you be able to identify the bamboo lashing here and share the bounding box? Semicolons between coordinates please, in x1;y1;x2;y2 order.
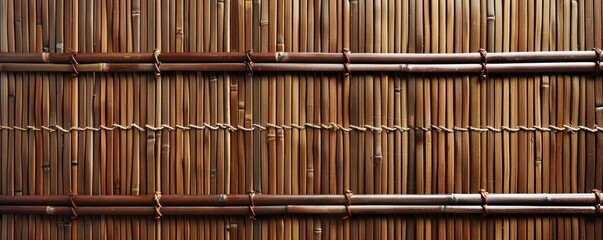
2;0;603;238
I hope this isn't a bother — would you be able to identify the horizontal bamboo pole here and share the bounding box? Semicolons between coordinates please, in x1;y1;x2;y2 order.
0;205;600;216
0;193;600;206
0;62;600;74
0;51;599;63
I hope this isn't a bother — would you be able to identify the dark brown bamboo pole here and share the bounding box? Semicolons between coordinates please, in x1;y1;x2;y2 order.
0;205;601;216
0;62;599;74
0;51;601;64
1;0;9;238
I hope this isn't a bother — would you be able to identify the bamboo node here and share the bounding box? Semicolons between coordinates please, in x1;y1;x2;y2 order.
343;190;353;220
56;43;64;52
479;189;488;216
248;190;257;220
479;48;488;80
154;191;163;220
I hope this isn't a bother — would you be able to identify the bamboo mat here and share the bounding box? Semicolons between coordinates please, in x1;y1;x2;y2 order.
0;0;602;239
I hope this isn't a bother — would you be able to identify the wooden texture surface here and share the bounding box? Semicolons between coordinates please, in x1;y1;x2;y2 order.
0;0;602;239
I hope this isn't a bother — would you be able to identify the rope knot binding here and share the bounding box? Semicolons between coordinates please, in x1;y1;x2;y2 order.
68;191;78;220
68;50;79;77
479;189;489;216
248;190;257;220
154;191;163;220
245;49;254;77
342;48;352;77
153;49;162;79
343;190;353;220
479;49;488;80
593;189;602;215
594;48;602;75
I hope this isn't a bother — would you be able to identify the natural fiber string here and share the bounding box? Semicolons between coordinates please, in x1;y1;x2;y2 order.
593;189;602;215
154;191;163;220
247;190;257;220
245;49;254;77
69;191;78;220
343;190;353;220
154;50;161;77
479;48;488;80
67;49;79;77
479;189;489;216
343;48;352;77
594;48;602;75
3;123;603;134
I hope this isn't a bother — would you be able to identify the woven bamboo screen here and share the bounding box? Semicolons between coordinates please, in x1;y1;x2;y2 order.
1;0;603;239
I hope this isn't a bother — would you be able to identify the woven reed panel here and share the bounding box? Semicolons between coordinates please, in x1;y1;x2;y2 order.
0;0;602;239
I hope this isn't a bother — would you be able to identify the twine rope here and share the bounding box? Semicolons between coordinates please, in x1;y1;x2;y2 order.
594;48;602;75
154;191;163;220
343;48;352;77
479;189;489;216
343;190;353;220
479;48;488;80
593;189;602;215
248;190;257;220
69;191;78;219
3;123;603;134
245;49;254;77
153;49;161;79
